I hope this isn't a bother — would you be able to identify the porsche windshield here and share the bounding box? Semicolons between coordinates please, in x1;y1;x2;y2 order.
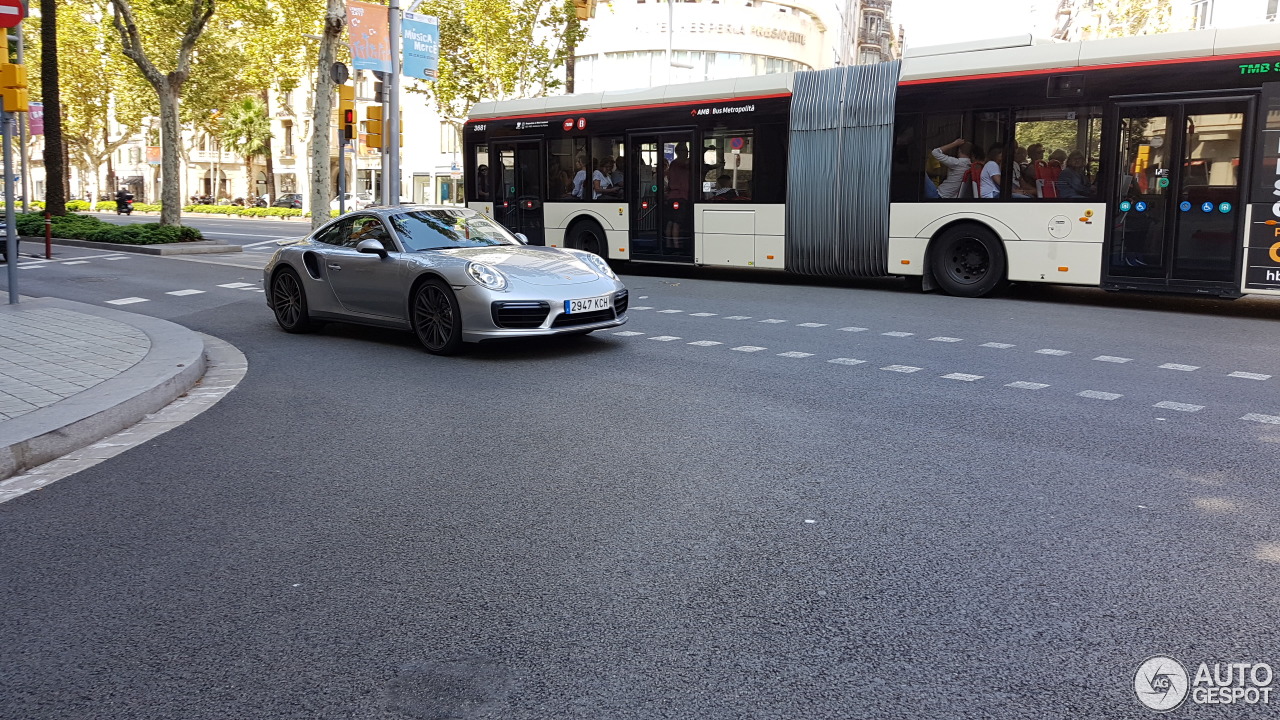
389;210;519;251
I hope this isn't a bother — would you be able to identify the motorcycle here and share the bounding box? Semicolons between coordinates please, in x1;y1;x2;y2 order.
116;193;134;215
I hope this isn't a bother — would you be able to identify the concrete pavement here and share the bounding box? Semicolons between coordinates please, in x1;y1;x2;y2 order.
0;296;208;485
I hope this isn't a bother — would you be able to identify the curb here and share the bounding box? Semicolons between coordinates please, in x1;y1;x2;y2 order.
28;236;244;255
0;298;207;480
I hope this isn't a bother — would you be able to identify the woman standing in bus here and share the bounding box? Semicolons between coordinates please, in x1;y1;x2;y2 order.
931;138;972;198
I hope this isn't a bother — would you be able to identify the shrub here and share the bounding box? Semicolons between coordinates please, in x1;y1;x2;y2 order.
12;212;203;244
94;201;117;212
65;200;91;211
133;203;162;212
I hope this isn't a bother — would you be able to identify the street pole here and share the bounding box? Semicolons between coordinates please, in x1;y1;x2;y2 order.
15;12;27;214
338;139;346;214
387;0;401;206
5;112;18;303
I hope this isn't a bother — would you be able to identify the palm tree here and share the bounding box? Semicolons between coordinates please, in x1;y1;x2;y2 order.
219;97;272;202
40;0;67;214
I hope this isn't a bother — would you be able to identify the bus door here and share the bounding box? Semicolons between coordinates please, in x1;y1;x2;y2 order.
629;132;695;262
491;141;545;245
1105;98;1252;294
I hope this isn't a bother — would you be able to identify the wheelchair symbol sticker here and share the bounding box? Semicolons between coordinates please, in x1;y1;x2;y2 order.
1135;201;1147;212
1202;202;1214;213
1219;202;1232;213
1179;201;1191;212
1119;201;1132;212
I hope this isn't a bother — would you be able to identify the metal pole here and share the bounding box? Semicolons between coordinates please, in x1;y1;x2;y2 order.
338;139;346;214
388;0;401;206
5;112;18;303
666;0;673;85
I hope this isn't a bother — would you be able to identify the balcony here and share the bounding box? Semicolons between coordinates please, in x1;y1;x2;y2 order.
860;0;889;14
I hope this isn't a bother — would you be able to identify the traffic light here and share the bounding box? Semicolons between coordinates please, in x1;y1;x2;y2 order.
0;63;29;113
572;0;596;20
338;83;355;142
373;79;385;104
365;105;382;151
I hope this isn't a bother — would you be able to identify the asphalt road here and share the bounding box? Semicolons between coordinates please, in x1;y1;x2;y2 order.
1;248;1279;719
94;211;312;247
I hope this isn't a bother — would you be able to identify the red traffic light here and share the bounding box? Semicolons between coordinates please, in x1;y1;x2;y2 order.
343;109;354;124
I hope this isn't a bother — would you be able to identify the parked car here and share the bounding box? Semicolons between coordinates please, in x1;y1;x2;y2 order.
263;205;627;355
330;192;373;211
273;193;303;210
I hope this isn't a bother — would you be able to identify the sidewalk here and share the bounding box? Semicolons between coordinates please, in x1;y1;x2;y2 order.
0;296;207;481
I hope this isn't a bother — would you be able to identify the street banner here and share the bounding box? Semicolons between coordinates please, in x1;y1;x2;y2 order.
348;0;391;73
401;12;439;80
147;146;161;166
27;102;41;135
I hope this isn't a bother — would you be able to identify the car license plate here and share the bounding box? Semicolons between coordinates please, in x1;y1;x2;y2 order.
565;293;612;314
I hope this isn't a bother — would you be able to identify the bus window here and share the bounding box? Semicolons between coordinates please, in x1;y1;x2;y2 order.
700;132;753;202
548;137;586;200
922;112;966;199
590;136;625;200
1014;107;1102;199
472;144;490;201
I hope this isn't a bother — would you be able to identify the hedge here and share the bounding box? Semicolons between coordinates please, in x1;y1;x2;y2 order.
13;212;203;244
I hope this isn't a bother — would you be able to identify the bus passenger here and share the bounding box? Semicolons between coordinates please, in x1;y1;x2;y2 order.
593;157;622;199
711;174;738;201
980;144;1004;199
1057;151;1093;198
931;138;972;198
475;165;491;200
571;155;587;199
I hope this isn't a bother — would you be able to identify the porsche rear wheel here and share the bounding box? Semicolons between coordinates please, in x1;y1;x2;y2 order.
412;279;464;355
271;267;315;333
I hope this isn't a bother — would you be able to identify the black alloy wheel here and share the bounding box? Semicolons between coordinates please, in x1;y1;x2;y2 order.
412;279;464;355
271;268;314;333
570;222;606;257
930;225;1007;298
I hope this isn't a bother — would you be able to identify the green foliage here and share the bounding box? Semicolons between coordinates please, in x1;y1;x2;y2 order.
415;0;586;123
12;212;203;244
66;200;92;211
1076;0;1181;38
133;203;163;212
182;204;304;217
95;201;117;212
220;97;272;160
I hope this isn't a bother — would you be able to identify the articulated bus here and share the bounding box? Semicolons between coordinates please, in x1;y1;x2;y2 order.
464;24;1280;299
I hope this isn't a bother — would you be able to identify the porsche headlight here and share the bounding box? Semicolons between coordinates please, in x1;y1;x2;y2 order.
466;262;508;291
580;252;617;279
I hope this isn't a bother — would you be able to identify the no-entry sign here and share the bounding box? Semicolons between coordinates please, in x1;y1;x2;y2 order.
0;0;25;29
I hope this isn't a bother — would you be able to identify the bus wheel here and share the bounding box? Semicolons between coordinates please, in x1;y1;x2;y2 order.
568;220;607;258
930;225;1007;298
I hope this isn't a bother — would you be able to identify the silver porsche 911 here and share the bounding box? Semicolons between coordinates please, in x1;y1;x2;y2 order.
263;206;628;354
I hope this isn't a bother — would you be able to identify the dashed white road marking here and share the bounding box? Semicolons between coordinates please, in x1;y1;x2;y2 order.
1159;363;1200;372
17;263;45;268
1229;371;1271;381
102;256;128;260
724;316;752;320
217;282;256;289
638;296;648;299
62;261;91;266
828;358;866;366
658;309;683;314
941;373;983;382
797;323;827;328
1154;401;1204;413
689;312;717;317
1078;390;1122;400
732;346;767;353
839;327;868;332
1006;381;1050;390
778;351;814;358
630;306;653;310
166;289;206;296
1094;356;1131;363
1242;413;1280;425
759;319;786;324
105;297;149;305
882;331;913;337
649;335;682;341
929;337;963;343
982;342;1015;349
688;340;722;346
1036;349;1071;356
613;331;645;336
881;365;922;373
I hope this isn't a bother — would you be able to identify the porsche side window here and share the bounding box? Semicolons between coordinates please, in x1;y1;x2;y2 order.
314;220;350;246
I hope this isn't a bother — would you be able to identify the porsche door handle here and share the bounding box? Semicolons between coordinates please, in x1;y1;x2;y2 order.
327;263;342;271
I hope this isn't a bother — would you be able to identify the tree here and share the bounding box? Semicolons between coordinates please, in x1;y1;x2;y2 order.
308;0;343;230
40;0;67;214
220;96;271;201
416;0;585;128
1067;0;1182;40
108;0;215;226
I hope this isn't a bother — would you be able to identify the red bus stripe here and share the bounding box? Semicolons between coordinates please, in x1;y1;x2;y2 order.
465;92;793;124
899;49;1279;86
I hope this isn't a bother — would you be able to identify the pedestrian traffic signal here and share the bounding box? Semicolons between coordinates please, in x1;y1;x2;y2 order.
338;84;355;142
0;63;28;113
365;105;382;151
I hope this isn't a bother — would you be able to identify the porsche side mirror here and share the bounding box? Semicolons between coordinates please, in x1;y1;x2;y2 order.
514;233;529;245
356;238;388;258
